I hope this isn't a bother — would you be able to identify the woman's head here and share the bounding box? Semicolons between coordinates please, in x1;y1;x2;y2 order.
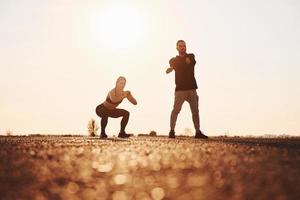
116;76;126;90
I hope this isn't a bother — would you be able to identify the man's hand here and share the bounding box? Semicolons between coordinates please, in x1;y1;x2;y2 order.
166;67;173;74
185;57;191;64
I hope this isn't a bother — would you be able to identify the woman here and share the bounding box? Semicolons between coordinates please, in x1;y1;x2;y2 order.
96;76;137;138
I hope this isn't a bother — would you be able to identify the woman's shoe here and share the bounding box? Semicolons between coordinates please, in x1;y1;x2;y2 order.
118;132;131;138
169;130;175;138
100;133;108;138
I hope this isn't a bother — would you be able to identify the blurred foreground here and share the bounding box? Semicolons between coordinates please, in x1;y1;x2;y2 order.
1;136;300;200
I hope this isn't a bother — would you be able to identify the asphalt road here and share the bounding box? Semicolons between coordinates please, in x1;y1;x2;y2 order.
1;136;300;200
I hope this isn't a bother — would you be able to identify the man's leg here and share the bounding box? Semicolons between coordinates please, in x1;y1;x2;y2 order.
187;90;208;139
170;91;187;137
187;90;200;131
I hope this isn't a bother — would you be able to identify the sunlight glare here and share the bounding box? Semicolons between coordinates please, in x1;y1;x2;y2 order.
90;4;148;51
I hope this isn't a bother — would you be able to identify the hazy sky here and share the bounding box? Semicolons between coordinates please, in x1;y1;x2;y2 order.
1;0;300;136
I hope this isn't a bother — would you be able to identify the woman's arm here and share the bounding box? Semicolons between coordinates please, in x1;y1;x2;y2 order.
125;91;137;105
108;89;118;101
108;89;126;102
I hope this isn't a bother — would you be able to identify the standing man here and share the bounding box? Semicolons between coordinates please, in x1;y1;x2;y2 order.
166;40;208;139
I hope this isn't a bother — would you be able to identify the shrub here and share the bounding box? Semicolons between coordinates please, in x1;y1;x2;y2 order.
87;119;99;137
6;130;12;136
149;130;157;137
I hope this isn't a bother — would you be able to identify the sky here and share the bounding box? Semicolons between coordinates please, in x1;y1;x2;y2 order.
1;0;300;136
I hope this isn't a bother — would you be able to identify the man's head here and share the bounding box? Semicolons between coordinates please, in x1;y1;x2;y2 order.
176;40;186;54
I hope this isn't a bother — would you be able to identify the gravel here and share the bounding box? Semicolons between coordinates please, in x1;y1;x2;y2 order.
1;136;300;200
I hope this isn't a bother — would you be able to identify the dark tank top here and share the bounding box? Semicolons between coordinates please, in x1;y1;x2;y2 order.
106;95;123;106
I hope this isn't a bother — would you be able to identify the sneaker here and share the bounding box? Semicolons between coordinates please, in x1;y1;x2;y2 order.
118;132;132;138
195;130;208;139
169;130;175;138
100;133;108;138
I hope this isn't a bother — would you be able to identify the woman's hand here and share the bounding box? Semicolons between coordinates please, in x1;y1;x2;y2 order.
123;91;130;98
125;91;137;105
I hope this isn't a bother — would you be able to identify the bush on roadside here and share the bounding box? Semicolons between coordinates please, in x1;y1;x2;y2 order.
149;130;157;137
6;130;13;136
87;119;99;137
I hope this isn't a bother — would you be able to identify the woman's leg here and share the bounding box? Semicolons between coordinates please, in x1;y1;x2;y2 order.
120;111;129;133
101;117;108;134
96;104;109;137
96;104;130;137
107;109;130;135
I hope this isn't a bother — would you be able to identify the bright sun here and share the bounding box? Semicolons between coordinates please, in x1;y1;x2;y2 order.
90;4;148;51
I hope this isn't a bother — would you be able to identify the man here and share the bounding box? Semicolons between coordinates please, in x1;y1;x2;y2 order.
166;40;208;139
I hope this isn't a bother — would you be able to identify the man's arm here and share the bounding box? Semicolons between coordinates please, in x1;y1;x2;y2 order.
166;57;175;74
188;53;196;66
166;66;174;74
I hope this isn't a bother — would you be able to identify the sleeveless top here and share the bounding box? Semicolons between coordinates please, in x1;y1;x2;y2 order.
105;95;123;106
105;89;124;106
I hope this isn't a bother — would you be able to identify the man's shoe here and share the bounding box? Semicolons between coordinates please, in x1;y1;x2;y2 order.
118;132;131;138
169;130;175;138
100;133;108;138
195;130;208;139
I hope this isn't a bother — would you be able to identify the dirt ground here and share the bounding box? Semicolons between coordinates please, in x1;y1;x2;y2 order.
1;136;300;200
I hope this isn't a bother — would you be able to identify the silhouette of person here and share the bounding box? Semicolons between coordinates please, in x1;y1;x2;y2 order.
95;76;137;138
166;40;208;139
